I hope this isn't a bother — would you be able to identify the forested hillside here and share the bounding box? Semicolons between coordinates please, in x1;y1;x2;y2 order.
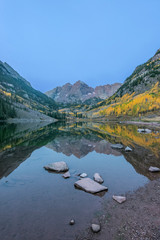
88;49;160;119
0;61;58;120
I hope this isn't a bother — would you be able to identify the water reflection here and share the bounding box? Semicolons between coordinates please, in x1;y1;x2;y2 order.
0;122;160;180
0;121;160;240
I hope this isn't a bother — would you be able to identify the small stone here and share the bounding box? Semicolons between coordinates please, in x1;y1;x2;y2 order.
93;173;104;184
62;171;71;178
80;173;87;178
91;224;101;233
125;146;132;152
113;195;126;204
69;219;75;225
149;166;160;172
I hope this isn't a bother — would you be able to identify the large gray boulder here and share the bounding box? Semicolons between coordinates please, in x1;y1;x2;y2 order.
44;161;69;172
74;178;108;194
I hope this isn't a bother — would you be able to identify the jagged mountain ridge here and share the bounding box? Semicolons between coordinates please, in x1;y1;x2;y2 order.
0;61;58;120
45;80;121;104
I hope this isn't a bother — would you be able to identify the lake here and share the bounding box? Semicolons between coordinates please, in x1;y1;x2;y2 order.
0;121;160;240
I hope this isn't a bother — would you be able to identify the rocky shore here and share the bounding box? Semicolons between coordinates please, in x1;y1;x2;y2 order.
76;178;160;240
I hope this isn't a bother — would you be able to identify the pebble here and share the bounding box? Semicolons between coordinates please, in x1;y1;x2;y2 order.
80;173;87;178
113;195;126;204
91;223;101;233
69;219;75;225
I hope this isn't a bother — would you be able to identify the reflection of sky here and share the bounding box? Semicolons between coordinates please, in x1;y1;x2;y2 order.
0;143;149;240
1;146;147;196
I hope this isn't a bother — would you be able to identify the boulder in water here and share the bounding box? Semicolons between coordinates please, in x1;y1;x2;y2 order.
44;161;69;172
74;178;108;194
93;173;104;184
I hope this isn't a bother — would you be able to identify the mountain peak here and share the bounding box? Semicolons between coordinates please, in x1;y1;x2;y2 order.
45;81;121;104
63;82;72;87
74;80;86;85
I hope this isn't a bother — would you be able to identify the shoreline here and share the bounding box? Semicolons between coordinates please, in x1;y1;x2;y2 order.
121;120;160;128
76;178;160;240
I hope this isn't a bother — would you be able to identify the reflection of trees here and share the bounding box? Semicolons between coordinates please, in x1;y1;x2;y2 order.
0;121;160;180
92;123;160;157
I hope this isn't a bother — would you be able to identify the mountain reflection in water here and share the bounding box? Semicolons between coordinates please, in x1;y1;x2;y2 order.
1;121;160;240
0;121;160;181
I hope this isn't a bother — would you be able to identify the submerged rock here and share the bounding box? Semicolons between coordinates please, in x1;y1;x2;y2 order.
111;144;123;149
62;171;71;178
44;161;69;172
80;173;87;178
149;166;160;172
91;224;101;233
125;146;132;152
74;178;108;194
93;173;104;184
113;195;126;204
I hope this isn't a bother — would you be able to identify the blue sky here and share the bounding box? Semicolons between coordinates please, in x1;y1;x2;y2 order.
0;0;160;92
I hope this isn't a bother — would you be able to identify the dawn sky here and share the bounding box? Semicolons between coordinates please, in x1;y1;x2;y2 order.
0;0;160;92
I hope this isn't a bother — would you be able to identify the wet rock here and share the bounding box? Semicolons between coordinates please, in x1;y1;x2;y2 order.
149;166;160;172
69;219;75;225
91;224;101;233
62;171;71;178
111;144;123;149
125;146;132;152
113;195;126;203
93;173;104;184
80;173;87;178
74;178;108;194
44;161;69;172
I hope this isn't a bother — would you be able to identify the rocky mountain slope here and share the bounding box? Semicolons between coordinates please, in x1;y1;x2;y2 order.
87;49;160;118
0;61;58;121
45;80;121;104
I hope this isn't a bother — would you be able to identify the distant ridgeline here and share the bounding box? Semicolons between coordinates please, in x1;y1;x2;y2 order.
87;49;160;118
0;61;60;120
1;48;160;121
45;80;121;105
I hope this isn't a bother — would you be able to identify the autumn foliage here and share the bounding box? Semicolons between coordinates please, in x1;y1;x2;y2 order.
95;82;160;117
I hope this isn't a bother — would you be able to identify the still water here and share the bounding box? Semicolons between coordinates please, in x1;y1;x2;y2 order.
0;122;160;240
